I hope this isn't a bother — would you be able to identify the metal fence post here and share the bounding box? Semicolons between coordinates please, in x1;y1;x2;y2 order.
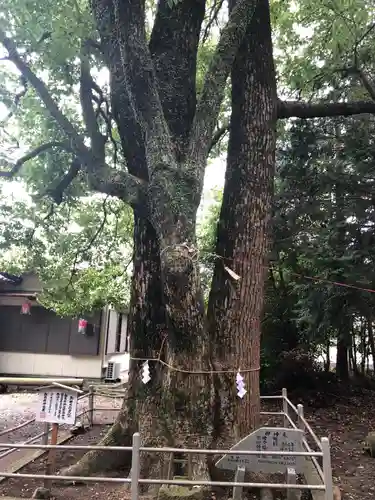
321;437;333;500
282;388;288;427
88;385;94;427
286;467;299;500
297;404;304;433
131;432;141;500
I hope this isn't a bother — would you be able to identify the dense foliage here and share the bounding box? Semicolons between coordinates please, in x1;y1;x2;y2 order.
1;0;375;383
0;185;133;315
269;115;375;383
197;114;375;388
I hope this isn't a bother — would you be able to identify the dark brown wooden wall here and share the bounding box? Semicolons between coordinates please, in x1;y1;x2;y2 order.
0;306;101;356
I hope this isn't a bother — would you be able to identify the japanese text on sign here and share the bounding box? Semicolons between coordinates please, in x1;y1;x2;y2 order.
36;389;78;425
215;427;304;474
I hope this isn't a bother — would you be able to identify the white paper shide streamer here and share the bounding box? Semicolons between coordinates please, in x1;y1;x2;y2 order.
236;371;247;398
141;360;151;384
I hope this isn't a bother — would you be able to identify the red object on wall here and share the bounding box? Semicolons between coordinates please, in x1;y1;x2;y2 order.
20;302;31;315
78;318;88;334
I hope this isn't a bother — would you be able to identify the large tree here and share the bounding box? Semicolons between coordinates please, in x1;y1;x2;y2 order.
2;0;375;483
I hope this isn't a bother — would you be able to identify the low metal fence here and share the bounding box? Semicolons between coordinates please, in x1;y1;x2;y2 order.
260;389;332;499
0;388;334;500
0;386;123;464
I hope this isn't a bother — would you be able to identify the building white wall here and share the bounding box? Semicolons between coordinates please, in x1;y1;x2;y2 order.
0;296;36;306
0;302;129;380
0;303;109;379
0;352;103;378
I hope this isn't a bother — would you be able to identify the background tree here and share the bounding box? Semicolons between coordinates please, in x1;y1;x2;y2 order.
0;188;133;315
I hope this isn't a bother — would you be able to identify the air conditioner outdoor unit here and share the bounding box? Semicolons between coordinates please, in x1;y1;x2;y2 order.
105;361;121;381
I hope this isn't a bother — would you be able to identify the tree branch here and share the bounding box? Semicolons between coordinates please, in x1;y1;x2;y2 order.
0;28;85;155
356;68;375;101
0;76;28;125
202;0;225;44
46;157;81;204
98;0;176;175
189;0;258;176
91;90;119;165
47;156;148;211
69;195;110;281
277;99;375;119
149;0;206;158
79;41;106;161
0;29;147;210
0;141;70;178
352;38;375;101
91;170;149;217
209;120;230;151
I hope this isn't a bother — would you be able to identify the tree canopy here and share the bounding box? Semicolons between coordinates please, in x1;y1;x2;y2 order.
2;0;375;312
1;0;375;486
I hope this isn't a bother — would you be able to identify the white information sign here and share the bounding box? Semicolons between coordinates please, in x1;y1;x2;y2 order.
36;388;78;425
215;427;304;474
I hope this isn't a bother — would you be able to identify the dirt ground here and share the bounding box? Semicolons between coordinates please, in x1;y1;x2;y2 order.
0;425;127;500
0;391;374;499
302;392;375;500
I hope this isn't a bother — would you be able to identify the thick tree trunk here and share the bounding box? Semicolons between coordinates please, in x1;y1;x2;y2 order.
64;222;213;482
153;223;214;479
360;326;366;373
348;346;355;375
324;341;330;372
61;0;270;483
352;325;358;374
207;0;277;447
63;0;211;481
63;214;167;477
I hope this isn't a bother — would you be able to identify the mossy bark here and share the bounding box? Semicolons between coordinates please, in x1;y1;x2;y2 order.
63;230;214;480
63;0;214;481
63;0;273;481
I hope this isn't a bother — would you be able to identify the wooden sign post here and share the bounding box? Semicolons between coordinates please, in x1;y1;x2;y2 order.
233;466;246;500
35;383;81;489
44;422;59;488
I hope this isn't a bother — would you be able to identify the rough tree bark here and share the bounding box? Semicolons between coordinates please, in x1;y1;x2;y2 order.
333;153;350;383
207;0;276;447
336;333;350;381
367;317;375;370
64;0;208;478
62;0;265;480
63;216;166;477
4;0;375;485
71;0;260;481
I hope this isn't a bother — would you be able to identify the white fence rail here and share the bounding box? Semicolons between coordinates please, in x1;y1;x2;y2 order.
0;387;334;500
260;389;332;499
